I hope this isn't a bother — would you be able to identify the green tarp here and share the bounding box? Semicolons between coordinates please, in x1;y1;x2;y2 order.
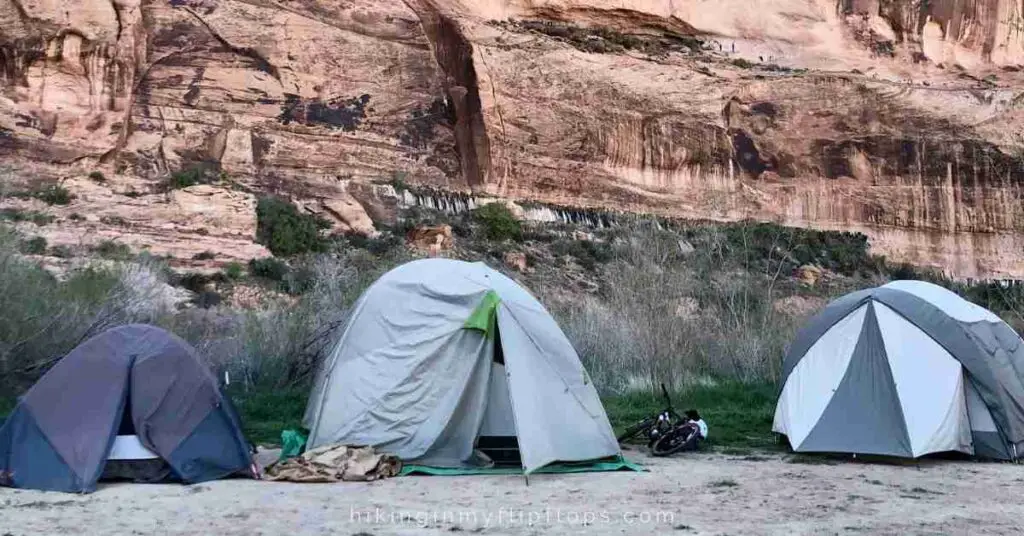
400;456;645;476
280;429;308;461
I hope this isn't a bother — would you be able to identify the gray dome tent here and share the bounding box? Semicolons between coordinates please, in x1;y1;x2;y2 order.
0;325;254;492
303;259;620;473
774;280;1024;459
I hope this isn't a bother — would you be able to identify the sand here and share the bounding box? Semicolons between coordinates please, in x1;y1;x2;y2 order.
3;448;1024;535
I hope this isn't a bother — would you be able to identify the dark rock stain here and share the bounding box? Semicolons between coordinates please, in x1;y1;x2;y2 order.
732;130;776;177
400;97;454;150
277;94;371;132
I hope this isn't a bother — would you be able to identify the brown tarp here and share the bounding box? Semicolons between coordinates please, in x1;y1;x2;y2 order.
265;445;402;482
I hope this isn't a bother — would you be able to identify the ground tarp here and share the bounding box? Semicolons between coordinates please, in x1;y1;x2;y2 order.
399;456;645;476
265;444;402;482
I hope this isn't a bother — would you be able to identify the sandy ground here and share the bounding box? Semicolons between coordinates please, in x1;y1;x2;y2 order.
3;448;1024;535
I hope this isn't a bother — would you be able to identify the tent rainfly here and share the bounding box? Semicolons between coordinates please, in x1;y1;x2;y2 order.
303;259;621;473
774;280;1024;460
0;325;254;492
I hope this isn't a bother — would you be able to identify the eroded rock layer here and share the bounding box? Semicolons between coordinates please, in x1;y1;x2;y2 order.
2;0;1024;277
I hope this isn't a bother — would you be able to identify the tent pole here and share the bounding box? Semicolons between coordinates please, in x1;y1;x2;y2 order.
524;473;529;486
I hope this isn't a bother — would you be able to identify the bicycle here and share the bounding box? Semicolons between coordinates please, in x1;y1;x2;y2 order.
650;421;700;457
616;383;684;447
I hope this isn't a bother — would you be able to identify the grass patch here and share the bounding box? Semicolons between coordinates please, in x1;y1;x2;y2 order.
603;381;779;449
708;478;739;488
226;381;780;450
229;388;308;446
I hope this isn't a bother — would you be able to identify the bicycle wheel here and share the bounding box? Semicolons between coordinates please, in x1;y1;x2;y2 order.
617;418;655;443
651;425;698;457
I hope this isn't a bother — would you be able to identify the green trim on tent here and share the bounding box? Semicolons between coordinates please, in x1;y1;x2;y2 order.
399;456;645;476
463;290;502;339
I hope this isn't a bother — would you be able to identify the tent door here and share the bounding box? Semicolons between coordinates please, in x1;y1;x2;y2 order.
476;325;521;466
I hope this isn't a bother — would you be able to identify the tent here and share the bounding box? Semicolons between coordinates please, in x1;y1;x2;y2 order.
303;259;621;474
0;324;254;492
773;280;1024;460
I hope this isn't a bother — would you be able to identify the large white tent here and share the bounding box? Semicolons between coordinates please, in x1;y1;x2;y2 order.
303;259;620;473
774;280;1024;459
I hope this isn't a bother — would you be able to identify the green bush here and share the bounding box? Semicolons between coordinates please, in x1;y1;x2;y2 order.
344;233;403;256
249;257;290;281
731;58;755;69
93;240;132;260
255;196;331;257
35;184;74;206
19;236;47;255
49;245;74;258
166;165;207;190
473;203;522;241
552;239;614;271
0;209;53;226
100;215;129;227
223;261;244;280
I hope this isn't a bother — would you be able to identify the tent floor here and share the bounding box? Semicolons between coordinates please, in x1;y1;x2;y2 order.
399;456;645;476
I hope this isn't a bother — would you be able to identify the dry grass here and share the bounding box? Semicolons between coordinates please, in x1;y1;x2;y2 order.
550;224;817;393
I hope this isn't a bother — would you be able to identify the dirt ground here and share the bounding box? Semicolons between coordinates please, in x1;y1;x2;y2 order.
2;448;1024;536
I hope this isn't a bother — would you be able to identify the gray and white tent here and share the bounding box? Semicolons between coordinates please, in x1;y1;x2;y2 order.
774;280;1024;459
303;259;620;473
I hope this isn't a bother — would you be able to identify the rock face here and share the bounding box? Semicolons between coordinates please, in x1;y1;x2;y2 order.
2;0;1024;277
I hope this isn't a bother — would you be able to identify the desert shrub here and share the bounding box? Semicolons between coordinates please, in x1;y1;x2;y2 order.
165;164;215;190
0;209;53;226
93;240;132;260
19;236;47;255
34;184;75;206
193;250;217;261
249;257;290;281
88;171;107;183
49;245;74;258
0;230;177;392
100;215;129;227
223;262;244;280
174;272;219;294
550;222;817;392
170;250;408;390
473;203;522;241
193;291;222;309
551;239;614;271
731;58;755;69
343;232;403;256
255;196;330;257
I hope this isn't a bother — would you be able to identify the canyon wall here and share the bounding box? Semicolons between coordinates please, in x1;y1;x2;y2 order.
2;0;1024;277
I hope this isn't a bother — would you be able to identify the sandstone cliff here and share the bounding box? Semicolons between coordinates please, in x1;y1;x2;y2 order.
2;0;1023;277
